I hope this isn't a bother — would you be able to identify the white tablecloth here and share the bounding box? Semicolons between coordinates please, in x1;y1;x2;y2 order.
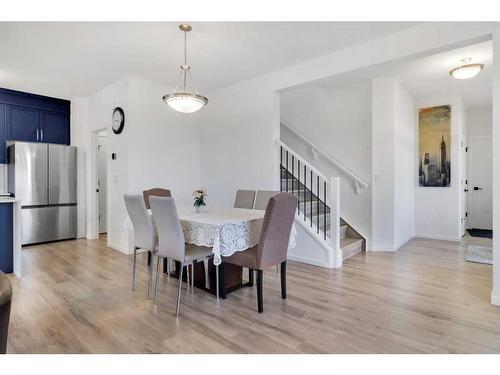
125;207;297;266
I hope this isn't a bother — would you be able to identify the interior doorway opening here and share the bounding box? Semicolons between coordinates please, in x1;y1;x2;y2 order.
97;130;108;237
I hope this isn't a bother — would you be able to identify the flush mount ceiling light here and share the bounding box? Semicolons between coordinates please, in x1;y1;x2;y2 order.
449;57;484;80
163;24;208;113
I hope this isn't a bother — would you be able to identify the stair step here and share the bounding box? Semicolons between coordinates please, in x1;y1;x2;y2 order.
340;237;363;261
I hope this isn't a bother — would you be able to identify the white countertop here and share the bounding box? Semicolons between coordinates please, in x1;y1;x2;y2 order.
0;197;19;204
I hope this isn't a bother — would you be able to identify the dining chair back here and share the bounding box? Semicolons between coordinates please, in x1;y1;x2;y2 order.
124;194;156;295
257;193;298;269
254;190;279;210
0;272;12;354
143;188;172;209
234;189;256;209
124;195;155;251
149;196;185;262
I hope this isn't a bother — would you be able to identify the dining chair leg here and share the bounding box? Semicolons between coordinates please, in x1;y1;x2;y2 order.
147;253;153;300
248;268;254;287
154;256;161;305
280;261;287;299
215;264;220;300
186;265;190;287
257;270;264;313
192;261;196;289
147;250;152;266
176;264;184;317
166;258;170;281
131;247;137;291
220;262;227;299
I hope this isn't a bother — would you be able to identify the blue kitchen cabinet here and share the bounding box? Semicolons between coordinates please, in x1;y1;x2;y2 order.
0;104;5;163
0;88;71;163
5;104;40;142
0;203;13;274
40;110;70;145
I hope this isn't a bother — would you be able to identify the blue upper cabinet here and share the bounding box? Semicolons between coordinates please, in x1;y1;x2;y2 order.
40;110;70;145
0;88;71;163
0;104;5;163
6;105;40;142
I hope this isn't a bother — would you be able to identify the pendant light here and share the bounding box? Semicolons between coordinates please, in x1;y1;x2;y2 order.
449;57;484;80
163;24;208;113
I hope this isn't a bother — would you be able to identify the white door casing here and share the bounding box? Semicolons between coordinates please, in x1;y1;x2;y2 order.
468;135;493;230
97;134;108;234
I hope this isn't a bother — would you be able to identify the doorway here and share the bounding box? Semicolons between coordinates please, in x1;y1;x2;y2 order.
468;135;492;230
97;130;108;236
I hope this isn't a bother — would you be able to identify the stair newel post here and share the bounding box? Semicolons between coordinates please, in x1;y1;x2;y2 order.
323;180;327;240
329;177;342;268
303;164;306;221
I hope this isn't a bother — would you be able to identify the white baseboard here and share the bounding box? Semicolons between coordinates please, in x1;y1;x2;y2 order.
414;233;461;242
108;241;132;255
491;291;500;307
287;254;327;268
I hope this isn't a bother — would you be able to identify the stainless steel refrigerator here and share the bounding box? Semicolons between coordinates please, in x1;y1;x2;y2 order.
8;142;77;245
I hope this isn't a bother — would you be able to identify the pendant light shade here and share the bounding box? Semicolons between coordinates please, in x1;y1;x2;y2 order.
449;58;484;80
163;24;208;113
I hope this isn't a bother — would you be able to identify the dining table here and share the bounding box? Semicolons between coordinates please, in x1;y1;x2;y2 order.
125;205;297;298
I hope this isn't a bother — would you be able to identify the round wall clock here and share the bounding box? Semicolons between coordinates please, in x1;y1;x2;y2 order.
112;107;125;134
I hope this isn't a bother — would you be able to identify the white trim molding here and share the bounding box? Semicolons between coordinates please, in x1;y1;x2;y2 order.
491;290;500;307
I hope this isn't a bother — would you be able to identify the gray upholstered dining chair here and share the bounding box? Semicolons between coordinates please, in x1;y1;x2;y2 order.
224;193;298;313
234;189;256;209
124;194;157;299
0;272;12;354
254;190;279;210
143;188;172;209
149;196;214;316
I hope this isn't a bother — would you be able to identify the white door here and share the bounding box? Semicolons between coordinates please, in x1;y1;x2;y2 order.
468;136;492;230
97;134;108;234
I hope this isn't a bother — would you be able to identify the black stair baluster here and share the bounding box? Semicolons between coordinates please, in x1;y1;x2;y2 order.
310;170;313;227
291;155;295;195
303;165;306;221
324;180;327;240
317;175;320;234
280;146;283;193
297;160;301;213
286;150;289;192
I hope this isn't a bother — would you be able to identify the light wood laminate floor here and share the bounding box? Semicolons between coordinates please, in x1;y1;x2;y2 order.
5;235;500;353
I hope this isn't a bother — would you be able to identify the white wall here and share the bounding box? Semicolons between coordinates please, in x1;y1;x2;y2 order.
415;94;466;241
394;81;416;249
467;106;492;138
73;76;202;253
280;81;372;247
491;28;500;306
372;79;415;251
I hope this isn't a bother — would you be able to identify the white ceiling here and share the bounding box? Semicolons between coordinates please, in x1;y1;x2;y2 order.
0;22;419;99
313;40;493;108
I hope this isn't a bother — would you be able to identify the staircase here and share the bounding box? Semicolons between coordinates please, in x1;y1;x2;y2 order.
279;145;365;262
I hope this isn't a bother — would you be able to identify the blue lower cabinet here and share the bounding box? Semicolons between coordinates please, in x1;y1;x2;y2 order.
0;203;13;274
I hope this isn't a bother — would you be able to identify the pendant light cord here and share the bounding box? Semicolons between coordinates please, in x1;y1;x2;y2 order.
183;29;187;92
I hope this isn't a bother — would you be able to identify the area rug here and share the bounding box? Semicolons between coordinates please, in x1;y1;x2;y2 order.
466;244;493;265
467;228;493;238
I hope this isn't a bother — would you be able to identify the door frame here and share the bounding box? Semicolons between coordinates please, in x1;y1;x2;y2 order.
87;127;109;240
467;134;493;230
